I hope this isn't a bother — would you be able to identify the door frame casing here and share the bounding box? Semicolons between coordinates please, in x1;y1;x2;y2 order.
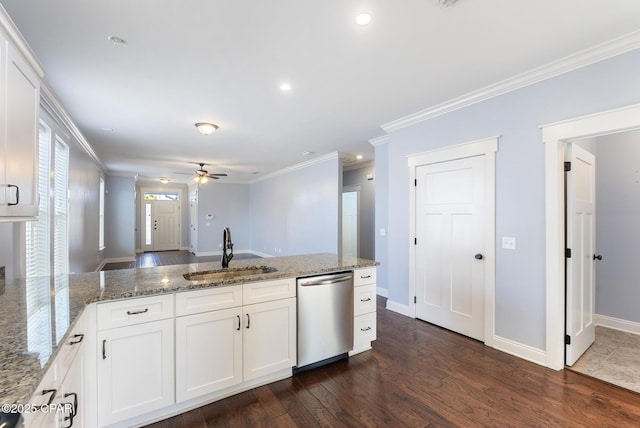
408;136;498;347
542;103;640;370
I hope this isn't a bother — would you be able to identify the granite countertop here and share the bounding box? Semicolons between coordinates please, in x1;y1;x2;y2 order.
0;253;378;405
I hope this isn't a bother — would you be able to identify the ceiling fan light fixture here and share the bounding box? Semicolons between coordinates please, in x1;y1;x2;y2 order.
195;122;219;135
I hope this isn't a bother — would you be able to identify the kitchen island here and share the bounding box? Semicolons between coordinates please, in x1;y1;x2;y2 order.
0;253;378;427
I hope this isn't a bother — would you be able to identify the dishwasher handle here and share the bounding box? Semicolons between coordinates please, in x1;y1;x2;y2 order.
299;273;353;286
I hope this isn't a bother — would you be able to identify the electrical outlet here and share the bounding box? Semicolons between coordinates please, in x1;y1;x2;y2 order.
502;237;516;250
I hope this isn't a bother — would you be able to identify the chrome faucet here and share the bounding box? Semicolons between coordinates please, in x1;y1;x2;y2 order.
222;227;234;268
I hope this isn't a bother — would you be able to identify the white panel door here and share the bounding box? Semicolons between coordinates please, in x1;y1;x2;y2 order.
565;144;596;366
415;155;486;341
152;200;180;251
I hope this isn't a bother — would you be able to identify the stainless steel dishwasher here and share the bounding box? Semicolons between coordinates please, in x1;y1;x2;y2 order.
296;272;354;371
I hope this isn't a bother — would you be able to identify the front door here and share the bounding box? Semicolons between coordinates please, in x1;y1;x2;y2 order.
415;155;486;341
565;143;596;366
143;200;180;252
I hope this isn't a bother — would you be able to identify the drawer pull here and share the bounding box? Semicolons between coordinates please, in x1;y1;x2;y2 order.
69;334;84;345
360;298;372;302
63;392;78;427
40;389;57;406
360;275;372;279
360;326;372;332
126;308;149;315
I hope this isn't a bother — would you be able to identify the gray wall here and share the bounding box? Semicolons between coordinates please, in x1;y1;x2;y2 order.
104;175;135;259
343;163;375;260
377;48;640;351
195;182;251;254
0;223;17;279
250;157;340;256
595;130;640;323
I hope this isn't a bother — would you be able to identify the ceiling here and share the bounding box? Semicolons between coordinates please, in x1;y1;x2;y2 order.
3;0;640;183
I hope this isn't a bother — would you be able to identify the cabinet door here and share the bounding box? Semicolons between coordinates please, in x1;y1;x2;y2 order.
243;297;296;381
175;307;243;402
0;41;39;217
58;347;84;428
97;319;174;426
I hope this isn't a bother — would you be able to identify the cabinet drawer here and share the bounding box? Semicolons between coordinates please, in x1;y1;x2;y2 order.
354;284;377;316
354;268;376;286
176;285;242;317
354;312;377;348
54;319;85;381
97;294;174;330
243;278;295;305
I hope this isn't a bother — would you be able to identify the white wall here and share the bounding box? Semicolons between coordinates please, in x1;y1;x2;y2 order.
378;48;640;352
594;130;640;323
250;156;341;256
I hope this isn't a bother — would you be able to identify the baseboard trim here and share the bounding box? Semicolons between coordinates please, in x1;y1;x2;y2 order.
492;335;547;368
376;287;388;298
103;256;135;264
596;314;640;335
385;299;411;317
248;250;275;258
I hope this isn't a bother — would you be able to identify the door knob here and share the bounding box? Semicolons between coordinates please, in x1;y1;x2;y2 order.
474;253;484;260
593;254;603;261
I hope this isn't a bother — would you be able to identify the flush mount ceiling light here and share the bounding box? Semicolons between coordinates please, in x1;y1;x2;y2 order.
160;177;170;184
279;83;292;92
355;12;372;26
194;122;219;135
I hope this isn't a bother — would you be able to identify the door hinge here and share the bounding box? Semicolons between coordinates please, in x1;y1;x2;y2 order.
414;296;417;304
565;248;572;258
564;161;571;172
565;334;571;345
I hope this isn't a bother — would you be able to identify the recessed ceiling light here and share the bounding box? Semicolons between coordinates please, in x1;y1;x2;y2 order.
108;35;127;46
300;151;315;156
355;12;372;26
101;127;114;132
356;155;363;160
280;83;292;92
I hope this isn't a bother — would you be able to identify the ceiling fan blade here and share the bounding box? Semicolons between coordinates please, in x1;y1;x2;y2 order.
206;173;227;177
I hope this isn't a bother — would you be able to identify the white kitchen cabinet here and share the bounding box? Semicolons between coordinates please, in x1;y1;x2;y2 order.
25;313;86;428
351;267;377;355
97;318;174;426
0;30;40;220
243;297;296;381
175;306;243;402
175;279;296;402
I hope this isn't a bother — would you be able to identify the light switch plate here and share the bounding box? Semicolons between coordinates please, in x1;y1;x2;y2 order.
502;237;516;250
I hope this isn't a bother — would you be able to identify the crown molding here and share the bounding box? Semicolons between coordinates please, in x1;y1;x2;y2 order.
249;152;340;184
369;135;389;147
40;85;105;170
382;30;640;133
0;4;44;78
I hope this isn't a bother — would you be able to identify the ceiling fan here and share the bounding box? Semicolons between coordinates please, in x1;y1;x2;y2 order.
192;163;227;183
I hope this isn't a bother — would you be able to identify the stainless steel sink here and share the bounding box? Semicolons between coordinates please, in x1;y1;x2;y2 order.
184;266;277;282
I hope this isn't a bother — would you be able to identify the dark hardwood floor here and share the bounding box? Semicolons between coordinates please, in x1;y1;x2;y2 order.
145;297;640;428
101;251;260;270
